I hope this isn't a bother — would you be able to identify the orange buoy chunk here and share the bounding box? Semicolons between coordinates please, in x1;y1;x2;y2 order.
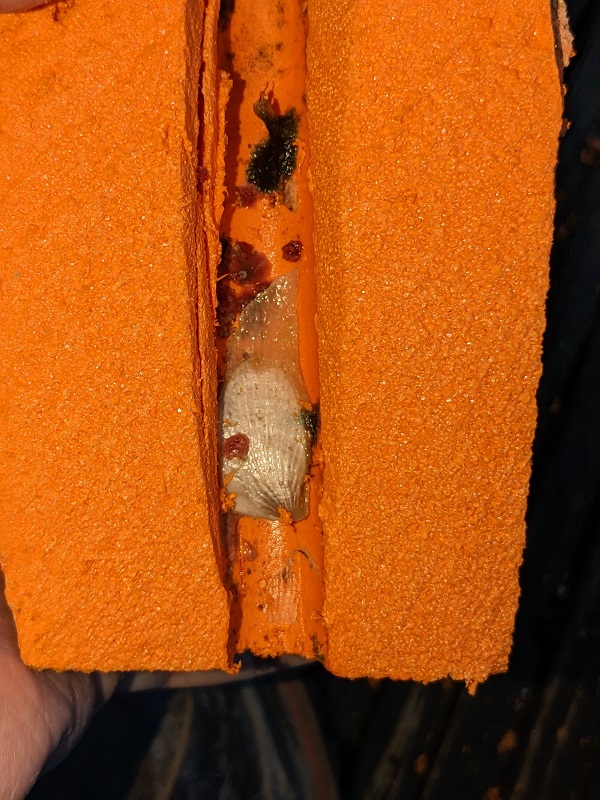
0;0;563;682
307;0;562;683
0;0;229;671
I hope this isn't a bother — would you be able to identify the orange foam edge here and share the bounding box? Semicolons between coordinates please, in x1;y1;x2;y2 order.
0;0;231;672
307;0;563;684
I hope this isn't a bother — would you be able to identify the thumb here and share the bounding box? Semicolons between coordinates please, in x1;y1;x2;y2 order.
0;574;117;800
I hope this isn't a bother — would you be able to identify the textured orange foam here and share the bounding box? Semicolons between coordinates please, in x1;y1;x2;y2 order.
0;0;230;671
0;0;562;682
307;0;562;683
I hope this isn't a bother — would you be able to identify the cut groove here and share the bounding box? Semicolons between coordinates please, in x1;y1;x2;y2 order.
214;0;327;661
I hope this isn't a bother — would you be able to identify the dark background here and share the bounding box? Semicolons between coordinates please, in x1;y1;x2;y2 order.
28;0;600;797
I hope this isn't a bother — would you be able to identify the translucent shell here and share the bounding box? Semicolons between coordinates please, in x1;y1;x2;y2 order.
219;270;311;521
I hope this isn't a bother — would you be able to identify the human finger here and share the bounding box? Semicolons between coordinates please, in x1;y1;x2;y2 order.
0;575;116;800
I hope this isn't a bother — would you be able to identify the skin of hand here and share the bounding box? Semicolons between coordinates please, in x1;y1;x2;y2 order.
0;573;118;800
0;569;291;800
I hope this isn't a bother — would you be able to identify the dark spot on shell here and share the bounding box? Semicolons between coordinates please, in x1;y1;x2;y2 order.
222;432;250;460
300;404;320;444
246;93;300;194
236;183;260;208
282;240;303;262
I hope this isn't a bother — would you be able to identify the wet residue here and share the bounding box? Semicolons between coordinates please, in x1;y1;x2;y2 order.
282;240;303;262
222;432;250;460
235;183;260;208
217;239;272;338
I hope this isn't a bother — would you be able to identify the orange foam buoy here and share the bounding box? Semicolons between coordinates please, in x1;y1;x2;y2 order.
0;0;563;683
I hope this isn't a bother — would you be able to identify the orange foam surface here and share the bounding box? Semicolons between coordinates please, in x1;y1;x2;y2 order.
0;0;230;671
0;0;563;683
307;0;562;683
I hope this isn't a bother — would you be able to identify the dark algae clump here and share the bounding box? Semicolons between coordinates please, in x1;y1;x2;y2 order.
300;404;320;444
246;93;300;194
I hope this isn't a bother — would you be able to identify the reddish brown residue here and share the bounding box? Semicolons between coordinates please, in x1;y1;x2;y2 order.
223;510;237;550
216;239;272;337
282;240;303;262
236;183;260;207
223;240;270;283
196;164;210;188
241;539;259;562
222;432;250;460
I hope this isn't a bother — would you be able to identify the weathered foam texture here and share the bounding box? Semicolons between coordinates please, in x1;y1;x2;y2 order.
0;0;229;671
0;0;562;681
307;0;562;683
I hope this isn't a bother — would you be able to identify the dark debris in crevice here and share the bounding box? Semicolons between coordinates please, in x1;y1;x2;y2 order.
246;94;300;194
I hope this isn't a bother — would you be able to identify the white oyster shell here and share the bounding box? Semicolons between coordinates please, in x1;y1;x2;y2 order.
219;270;312;520
221;361;311;520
